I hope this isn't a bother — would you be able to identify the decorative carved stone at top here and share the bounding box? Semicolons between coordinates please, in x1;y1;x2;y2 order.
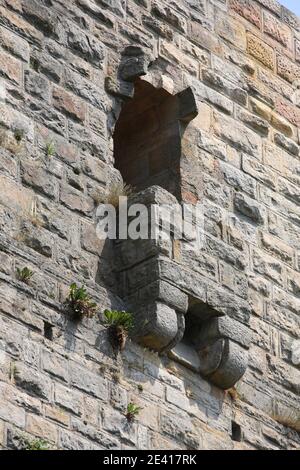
119;46;153;82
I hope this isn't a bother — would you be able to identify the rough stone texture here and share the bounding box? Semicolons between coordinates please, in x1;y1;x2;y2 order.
0;0;299;452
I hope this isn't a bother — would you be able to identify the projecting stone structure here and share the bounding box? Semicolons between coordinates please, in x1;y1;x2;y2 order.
0;0;299;451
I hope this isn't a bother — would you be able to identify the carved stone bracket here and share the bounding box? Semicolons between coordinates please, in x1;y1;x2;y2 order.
115;186;251;390
196;316;250;390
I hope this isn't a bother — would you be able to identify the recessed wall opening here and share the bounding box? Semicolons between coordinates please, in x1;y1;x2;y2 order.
44;321;53;341
170;297;220;372
113;79;182;199
231;421;242;442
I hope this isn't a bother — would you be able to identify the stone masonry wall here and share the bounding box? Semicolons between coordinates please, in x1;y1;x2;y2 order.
0;0;300;450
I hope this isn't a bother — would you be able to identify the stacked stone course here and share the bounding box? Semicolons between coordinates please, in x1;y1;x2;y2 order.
0;0;299;450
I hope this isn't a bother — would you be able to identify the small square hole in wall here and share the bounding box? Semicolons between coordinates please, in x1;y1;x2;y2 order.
231;421;242;442
44;321;53;341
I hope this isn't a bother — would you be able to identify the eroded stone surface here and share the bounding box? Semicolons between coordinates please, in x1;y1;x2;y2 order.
0;0;299;452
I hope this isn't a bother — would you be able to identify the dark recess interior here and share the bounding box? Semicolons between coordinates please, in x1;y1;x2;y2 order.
113;79;182;199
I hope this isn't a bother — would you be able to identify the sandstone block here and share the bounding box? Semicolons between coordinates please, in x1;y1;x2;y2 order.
274;133;298;156
0;49;22;85
25;69;50;101
41;349;69;383
234;192;265;225
263;11;292;48
0;25;29;62
0;399;25;428
26;414;57;443
215;14;246;50
70;363;108;400
247;34;274;70
230;0;261;28
55;383;83;416
13;362;52;401
53;86;87;123
277;54;300;84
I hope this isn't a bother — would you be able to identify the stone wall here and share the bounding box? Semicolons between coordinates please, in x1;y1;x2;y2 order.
0;0;300;450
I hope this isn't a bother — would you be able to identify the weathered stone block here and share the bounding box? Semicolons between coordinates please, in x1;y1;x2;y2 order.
66;22;105;67
236;107;269;137
21;0;57;35
160;413;200;448
234;192;265;225
102;407;137;445
247;33;274;70
26;414;58;443
60;185;94;216
253;249;284;285
263;11;292;48
13;362;52;401
55;383;83;417
230;0;261;28
0;49;22;85
77;0;115;28
213;112;262;158
53;86;87;123
70;362;108;400
274;133;298;156
41;349;69;383
25;69;50;101
151;3;187;33
0;399;25;428
215;14;247;50
0;25;29;62
21;160;57;199
59;429;96;450
277;54;300;84
242;154;277;190
260;231;294;265
160;41;198;76
71;417;119;449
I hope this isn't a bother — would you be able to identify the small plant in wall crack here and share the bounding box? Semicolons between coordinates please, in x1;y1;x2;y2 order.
23;437;50;451
16;267;34;284
104;181;133;208
67;283;97;321
126;402;141;422
11;363;19;381
103;310;133;352
14;128;25;143
45;141;55;157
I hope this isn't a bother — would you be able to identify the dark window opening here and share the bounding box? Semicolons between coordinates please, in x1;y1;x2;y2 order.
113;79;182;199
44;321;53;341
231;421;242;442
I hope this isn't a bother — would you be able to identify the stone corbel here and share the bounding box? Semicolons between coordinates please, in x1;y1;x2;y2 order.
105;46;153;100
130;281;188;352
196;316;251;390
119;45;152;82
115;185;251;389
